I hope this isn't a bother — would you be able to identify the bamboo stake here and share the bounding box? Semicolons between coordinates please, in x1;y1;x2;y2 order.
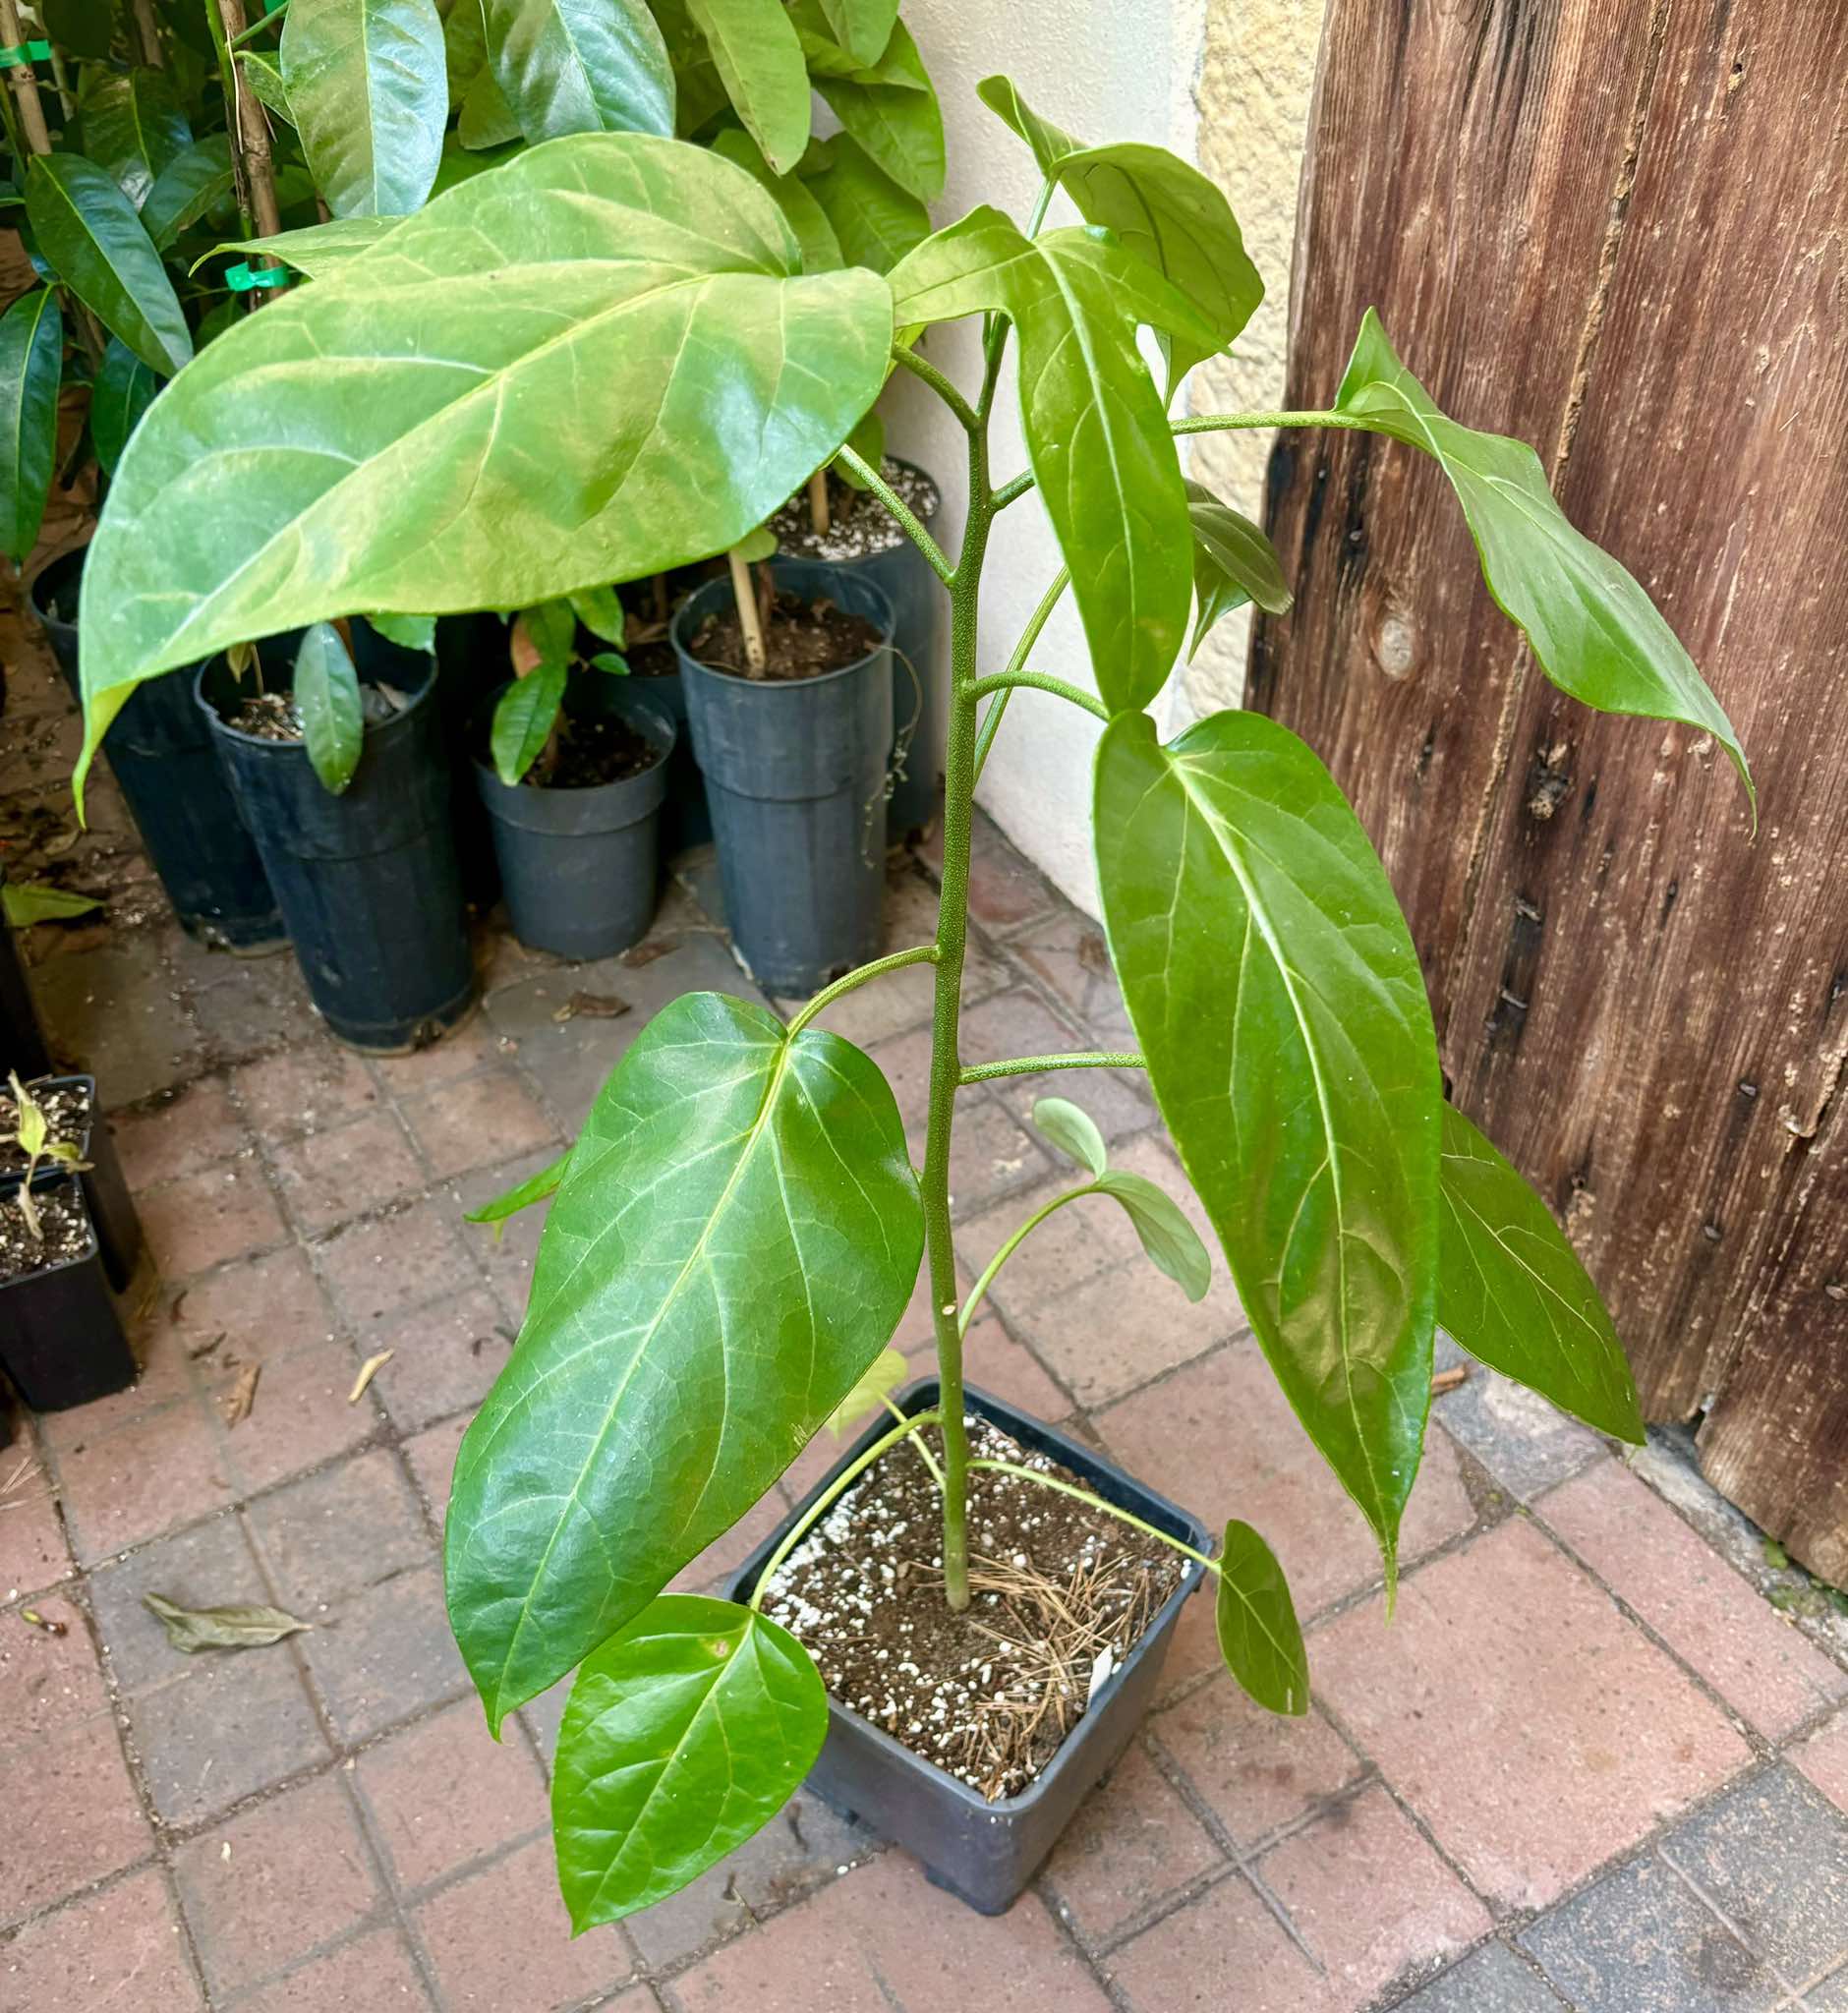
807;469;831;537
0;0;53;156
726;546;768;674
131;0;166;66
211;0;282;246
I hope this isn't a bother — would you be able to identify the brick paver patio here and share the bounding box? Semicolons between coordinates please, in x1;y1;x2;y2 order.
4;619;1848;2010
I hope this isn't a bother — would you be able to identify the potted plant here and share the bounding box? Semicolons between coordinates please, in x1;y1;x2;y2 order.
69;73;1749;1928
0;1068;141;1290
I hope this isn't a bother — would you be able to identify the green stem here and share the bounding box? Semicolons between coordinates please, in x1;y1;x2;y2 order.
958;1185;1094;1335
957;1051;1143;1085
970;1458;1220;1576
837;443;953;584
972;567;1068;786
225;1;282;45
784;944;937;1038
891;344;979;432
882;1394;945;1487
989;469;1035;513
1171;410;1367;437
967;669;1107;722
748;1410;943;1612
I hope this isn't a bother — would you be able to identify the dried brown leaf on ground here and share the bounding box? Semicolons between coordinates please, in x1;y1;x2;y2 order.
144;1592;311;1653
221;1360;260;1426
551;990;631;1024
348;1351;393;1403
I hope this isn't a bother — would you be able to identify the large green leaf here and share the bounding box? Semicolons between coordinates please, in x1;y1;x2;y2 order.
445;990;921;1727
82;69;192;207
1336;311;1751;806
0;288;62;565
281;0;449;217
77;134;893;790
1095;709;1442;1585
800;131;926;273
978;75;1261;381
1186;478;1292;659
25;153;192;377
90;337;158;477
206;215;402;277
891;207;1220;713
140;138;236;250
684;0;808;174
1215;1521;1307;1716
812;19;941;202
710;127;840;273
293;621;367;792
812;0;895;67
1438;1104;1645;1442
553;1595;827;1927
483;0;673;143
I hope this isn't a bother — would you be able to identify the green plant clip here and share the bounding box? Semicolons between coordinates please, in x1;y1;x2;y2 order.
224;261;290;294
0;40;51;64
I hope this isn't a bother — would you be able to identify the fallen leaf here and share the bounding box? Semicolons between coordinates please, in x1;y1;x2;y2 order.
20;1607;67;1636
619;940;676;969
551;990;631;1024
221;1361;260;1427
188;1330;226;1360
144;1592;311;1654
348;1351;393;1404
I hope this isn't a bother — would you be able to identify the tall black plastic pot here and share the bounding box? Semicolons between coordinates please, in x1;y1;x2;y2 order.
729;1378;1209;1915
0;1194;136;1410
474;682;674;962
30;549;285;953
673;560;894;997
198;627;477;1053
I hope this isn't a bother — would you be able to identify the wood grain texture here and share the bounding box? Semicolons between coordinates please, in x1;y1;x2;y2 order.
1253;0;1848;1575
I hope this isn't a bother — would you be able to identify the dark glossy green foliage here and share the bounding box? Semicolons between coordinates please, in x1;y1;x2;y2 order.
0;288;62;564
90;338;158;478
281;0;449;217
293;622;367;792
491;661;566;782
140;139;236;250
82;69;193;208
26;153;193;376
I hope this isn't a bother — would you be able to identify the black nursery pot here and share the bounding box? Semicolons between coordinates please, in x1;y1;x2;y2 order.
728;1378;1210;1916
474;681;674;962
30;549;286;954
198;626;477;1054
0;1192;136;1411
1;1075;142;1293
673;560;895;998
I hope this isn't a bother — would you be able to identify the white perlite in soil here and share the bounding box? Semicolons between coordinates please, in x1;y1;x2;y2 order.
766;459;941;563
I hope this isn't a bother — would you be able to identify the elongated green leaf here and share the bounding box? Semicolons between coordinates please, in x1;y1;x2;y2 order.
711;127;840;273
1095;1169;1211;1303
90;337;158;477
1438;1104;1644;1442
465;1145;570;1235
891;208;1221;713
206;215;401;278
1214;1521;1307;1715
82;69;192;207
368;610;436;650
568;583;624;644
294;622;366;792
826;1345;905;1437
140;138;236;251
1336;311;1750;805
1186;478;1292;659
1095;709;1441;1584
979;75;1261;381
813;20;941;201
3;880;99;926
812;0;895;67
800;131;926;273
684;0;808;174
483;0;673;143
26;154;192;376
78;134;893;792
0;287;62;564
491;661;565;782
553;1595;827;1927
238;49;297;126
281;0;449;217
445;991;921;1726
1031;1095;1106;1179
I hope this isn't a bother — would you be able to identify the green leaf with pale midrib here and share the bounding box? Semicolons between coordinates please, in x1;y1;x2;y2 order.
683;0;808;172
445;990;921;1727
553;1595;827;1927
293;622;366;792
483;0;674;143
1437;1103;1644;1442
141;139;236;251
202;215;401;278
281;0;449;217
1214;1520;1307;1716
0;287;62;564
82;69;192;207
1095;708;1441;1586
812;18;942;202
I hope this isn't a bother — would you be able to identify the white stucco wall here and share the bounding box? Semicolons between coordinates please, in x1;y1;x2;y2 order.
885;0;1326;913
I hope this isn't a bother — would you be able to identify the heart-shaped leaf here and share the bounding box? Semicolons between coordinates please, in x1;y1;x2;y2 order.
81;69;192;207
1185;478;1292;658
445;990;921;1727
0;287;62;564
1438;1104;1644;1442
77;134;894;795
90;337;158;478
294;622;367;793
1095;709;1442;1588
491;661;566;782
140;138;236;251
482;0;673;142
552;1595;827;1927
812;19;941;202
281;0;449;217
1214;1521;1306;1715
26;153;192;376
684;0;809;174
1336;311;1750;807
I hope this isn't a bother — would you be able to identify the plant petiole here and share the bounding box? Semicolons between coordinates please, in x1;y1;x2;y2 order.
969;1458;1220;1578
784;945;939;1039
837;444;953;584
966;669;1106;721
957;1051;1143;1086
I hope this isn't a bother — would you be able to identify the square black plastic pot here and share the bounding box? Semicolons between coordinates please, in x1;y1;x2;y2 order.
1;1075;143;1292
728;1377;1209;1915
0;1195;136;1410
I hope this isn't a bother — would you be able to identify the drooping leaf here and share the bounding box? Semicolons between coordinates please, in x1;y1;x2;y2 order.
464;1145;570;1236
826;1346;906;1437
205;215;401;279
140;138;237;251
445;990;921;1727
77;134;893;794
0;287;62;564
552;1595;828;1927
144;1591;313;1652
367;610;436;650
811;0;895;67
891;208;1220;714
1031;1095;1107;1179
238;49;297;126
1095;709;1442;1586
568;583;625;645
483;0;673;144
1185;478;1292;658
26;153;192;376
978;75;1262;381
1437;1103;1645;1442
800;131;927;273
684;0;808;174
2;880;100;926
294;622;367;792
81;69;192;208
491;660;566;782
281;0;449;217
812;20;941;202
1335;310;1751;806
710;127;840;273
90;336;158;477
1094;1169;1211;1303
1214;1521;1307;1716
43;0;115;59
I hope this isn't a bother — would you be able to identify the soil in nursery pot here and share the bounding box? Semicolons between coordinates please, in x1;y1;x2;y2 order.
690;587;884;684
227;684;411;740
0;1080;90;1174
525;713;661;790
767;459;941;562
0;1183;91;1279
759;1413;1184;1803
